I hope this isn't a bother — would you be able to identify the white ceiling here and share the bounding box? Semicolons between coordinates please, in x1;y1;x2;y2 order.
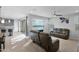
1;6;79;19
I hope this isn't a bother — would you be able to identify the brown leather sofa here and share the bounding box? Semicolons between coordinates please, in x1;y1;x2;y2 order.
39;32;59;52
30;30;40;45
50;28;70;40
30;30;59;52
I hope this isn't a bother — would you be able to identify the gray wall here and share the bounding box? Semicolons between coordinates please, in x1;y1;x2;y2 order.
49;15;79;40
27;14;49;35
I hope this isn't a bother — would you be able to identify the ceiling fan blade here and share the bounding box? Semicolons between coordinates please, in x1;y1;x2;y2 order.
53;9;63;17
55;14;62;16
53;11;63;16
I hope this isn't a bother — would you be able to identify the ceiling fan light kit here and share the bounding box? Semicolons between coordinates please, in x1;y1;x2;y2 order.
60;17;69;24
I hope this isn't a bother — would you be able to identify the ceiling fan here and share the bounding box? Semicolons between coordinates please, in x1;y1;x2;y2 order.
52;10;69;24
53;10;63;17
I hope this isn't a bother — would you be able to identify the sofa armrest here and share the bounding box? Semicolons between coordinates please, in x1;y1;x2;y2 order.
50;31;54;35
52;39;59;52
48;38;59;52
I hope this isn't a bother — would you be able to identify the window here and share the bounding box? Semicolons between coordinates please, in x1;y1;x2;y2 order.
32;19;44;30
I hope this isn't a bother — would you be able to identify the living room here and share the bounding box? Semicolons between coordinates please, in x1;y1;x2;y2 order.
0;6;79;52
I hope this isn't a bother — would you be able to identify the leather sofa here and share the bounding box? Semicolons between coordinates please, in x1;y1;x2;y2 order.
30;30;40;45
39;32;59;52
30;30;59;52
50;28;70;40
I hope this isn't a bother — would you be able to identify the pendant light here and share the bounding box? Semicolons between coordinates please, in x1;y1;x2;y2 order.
1;19;5;23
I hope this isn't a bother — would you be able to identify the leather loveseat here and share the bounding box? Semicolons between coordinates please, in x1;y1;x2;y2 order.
50;28;70;40
30;30;59;52
30;30;40;45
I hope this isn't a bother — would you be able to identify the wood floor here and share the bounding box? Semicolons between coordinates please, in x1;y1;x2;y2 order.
1;32;79;52
2;32;45;52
